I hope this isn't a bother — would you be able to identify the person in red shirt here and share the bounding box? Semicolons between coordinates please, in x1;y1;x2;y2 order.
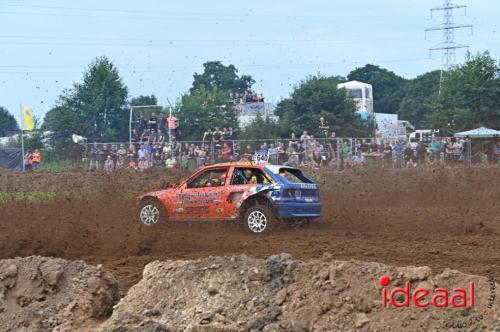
221;142;232;162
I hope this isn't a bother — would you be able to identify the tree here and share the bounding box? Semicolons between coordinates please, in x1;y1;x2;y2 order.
432;52;500;131
45;56;129;142
0;107;19;136
275;75;366;137
130;95;158;106
398;70;441;129
177;87;237;141
190;61;255;94
43;106;80;151
347;64;407;114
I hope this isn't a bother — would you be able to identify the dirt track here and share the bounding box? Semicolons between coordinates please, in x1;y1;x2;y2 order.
1;167;499;294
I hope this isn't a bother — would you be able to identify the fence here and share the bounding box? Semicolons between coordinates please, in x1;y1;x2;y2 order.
79;136;486;172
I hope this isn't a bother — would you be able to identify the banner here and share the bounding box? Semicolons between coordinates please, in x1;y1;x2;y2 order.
20;105;34;131
374;113;406;140
0;148;22;171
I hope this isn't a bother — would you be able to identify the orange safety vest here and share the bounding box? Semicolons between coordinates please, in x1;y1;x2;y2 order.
32;152;41;163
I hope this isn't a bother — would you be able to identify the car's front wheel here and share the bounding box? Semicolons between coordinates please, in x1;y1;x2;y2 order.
243;205;274;234
137;198;167;226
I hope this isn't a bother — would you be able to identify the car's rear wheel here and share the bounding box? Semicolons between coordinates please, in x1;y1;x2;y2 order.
138;198;167;226
243;205;274;234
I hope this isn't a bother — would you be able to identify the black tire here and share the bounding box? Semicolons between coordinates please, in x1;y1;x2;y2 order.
242;205;275;234
137;198;167;226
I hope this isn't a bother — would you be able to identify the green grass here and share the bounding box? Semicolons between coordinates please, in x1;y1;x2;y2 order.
39;160;82;172
0;191;62;203
0;190;137;204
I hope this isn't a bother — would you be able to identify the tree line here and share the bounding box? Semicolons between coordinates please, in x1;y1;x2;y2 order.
0;51;498;147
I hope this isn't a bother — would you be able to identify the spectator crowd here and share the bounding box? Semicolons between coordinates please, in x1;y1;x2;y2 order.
83;131;500;172
80;113;499;172
230;90;265;104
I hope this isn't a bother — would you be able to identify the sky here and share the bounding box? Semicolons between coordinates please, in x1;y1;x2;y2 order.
0;0;499;125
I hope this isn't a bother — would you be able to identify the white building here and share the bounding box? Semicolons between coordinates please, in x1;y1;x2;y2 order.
236;102;278;127
337;80;374;113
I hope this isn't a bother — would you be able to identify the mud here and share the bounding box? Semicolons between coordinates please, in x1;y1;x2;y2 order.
1;167;499;296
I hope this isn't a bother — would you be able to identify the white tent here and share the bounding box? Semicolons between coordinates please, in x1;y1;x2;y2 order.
454;127;500;138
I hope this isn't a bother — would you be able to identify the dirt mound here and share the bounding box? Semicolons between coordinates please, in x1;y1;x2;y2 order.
100;254;500;332
0;256;118;331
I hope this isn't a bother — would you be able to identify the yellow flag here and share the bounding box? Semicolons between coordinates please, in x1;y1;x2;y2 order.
20;105;34;131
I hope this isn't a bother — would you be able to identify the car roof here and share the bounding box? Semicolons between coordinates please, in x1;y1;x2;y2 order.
201;161;266;169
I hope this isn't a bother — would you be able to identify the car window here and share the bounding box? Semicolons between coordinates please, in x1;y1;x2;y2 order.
277;168;312;183
187;168;228;188
231;167;273;185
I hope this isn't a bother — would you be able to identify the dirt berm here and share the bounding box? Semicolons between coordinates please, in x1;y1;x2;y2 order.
98;253;498;332
0;256;118;331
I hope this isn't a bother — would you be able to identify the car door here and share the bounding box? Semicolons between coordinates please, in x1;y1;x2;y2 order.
172;167;230;220
223;167;274;218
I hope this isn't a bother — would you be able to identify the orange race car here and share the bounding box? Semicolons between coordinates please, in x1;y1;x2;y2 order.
136;162;321;233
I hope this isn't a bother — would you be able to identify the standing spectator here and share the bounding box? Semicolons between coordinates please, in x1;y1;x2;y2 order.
289;132;299;151
329;131;338;159
403;144;413;167
430;137;442;163
165;154;176;169
444;138;453;164
416;141;427;166
494;140;500;165
359;139;370;153
222;127;231;141
149;113;158;131
90;143;100;170
104;155;115;172
23;150;33;171
241;145;253;161
452;139;463;163
318;116;330;138
116;144;127;168
131;129;139;142
158;112;166;134
202;128;213;147
98;145;107;169
258;143;269;159
137;112;147;133
213;127;223;147
32;149;42;171
340;141;352;169
394;140;404;168
221;142;232;162
167;114;178;141
300;131;311;150
127;145;136;162
128;158;137;170
228;127;235;140
353;151;366;167
137;144;147;161
138;157;149;171
383;141;393;168
286;148;300;167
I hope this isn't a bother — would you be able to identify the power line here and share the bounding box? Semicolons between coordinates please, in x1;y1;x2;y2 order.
0;3;428;22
